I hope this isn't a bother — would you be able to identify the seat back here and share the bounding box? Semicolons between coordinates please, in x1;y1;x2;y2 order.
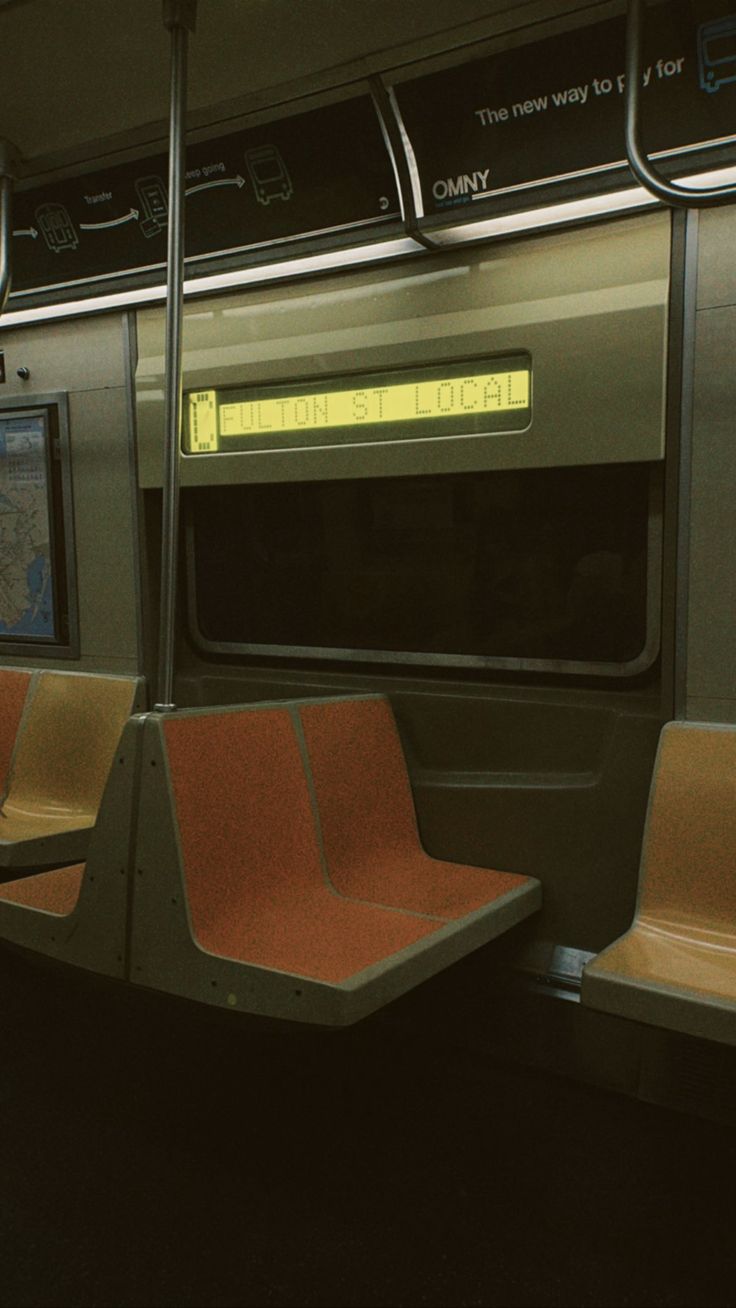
0;669;33;799
0;714;145;977
638;721;736;925
130;699;540;1024
5;671;139;820
298;696;422;881
161;706;328;958
0;864;84;915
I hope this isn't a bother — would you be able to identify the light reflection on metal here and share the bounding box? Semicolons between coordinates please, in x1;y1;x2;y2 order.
0;140;19;315
625;0;736;207
155;0;197;713
0;238;422;329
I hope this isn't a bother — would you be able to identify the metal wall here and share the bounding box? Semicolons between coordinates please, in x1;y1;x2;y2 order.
687;207;736;723
136;210;670;487
0;313;141;673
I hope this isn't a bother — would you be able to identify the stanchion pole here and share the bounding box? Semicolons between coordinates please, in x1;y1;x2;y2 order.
0;139;19;315
155;0;197;712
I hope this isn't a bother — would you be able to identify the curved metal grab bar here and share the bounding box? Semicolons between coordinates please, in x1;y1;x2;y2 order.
625;0;736;207
0;175;12;315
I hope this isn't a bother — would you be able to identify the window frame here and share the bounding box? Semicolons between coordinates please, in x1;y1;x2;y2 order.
185;465;662;680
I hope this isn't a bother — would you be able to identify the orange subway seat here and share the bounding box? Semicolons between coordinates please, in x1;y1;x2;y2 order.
299;697;530;919
3;672;136;825
0;671;140;870
0;714;144;979
161;708;441;984
583;722;736;1045
627;725;736;926
0;669;33;795
0;864;85;915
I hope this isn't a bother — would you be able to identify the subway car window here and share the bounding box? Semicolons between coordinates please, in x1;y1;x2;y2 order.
189;462;656;672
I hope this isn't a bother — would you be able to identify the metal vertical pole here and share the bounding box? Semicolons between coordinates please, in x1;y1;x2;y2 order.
672;207;698;721
0;139;19;316
155;0;197;712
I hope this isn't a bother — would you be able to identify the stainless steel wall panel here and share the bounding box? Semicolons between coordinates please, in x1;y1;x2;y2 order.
0;314;140;673
686;301;736;718
696;208;736;312
67;387;139;672
136;211;670;487
0;314;125;396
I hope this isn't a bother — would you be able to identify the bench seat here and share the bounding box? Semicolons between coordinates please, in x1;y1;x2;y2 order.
582;721;736;1046
0;810;90;875
0;670;143;874
0;669;33;791
298;697;528;919
130;700;540;1025
0;864;85;915
0;715;144;977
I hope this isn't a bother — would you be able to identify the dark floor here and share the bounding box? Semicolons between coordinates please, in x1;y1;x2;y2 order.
0;946;734;1308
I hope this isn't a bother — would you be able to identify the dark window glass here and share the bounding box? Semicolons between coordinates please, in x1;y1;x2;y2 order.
189;464;652;667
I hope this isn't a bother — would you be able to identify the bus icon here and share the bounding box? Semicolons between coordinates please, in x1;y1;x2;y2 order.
244;145;293;204
698;16;736;93
35;202;78;252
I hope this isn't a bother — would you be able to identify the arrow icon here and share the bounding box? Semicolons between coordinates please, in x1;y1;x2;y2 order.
79;208;140;231
185;175;245;197
13;227;38;239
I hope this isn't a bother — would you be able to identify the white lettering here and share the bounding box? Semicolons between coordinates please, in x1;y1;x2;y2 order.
474;106;508;126
433;169;491;200
512;95;548;117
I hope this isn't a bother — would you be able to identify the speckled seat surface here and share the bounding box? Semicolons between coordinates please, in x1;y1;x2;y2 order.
130;700;541;1025
0;671;141;873
0;714;144;977
0;669;33;794
582;721;736;1046
160;708;440;982
298;696;533;920
0;864;85;915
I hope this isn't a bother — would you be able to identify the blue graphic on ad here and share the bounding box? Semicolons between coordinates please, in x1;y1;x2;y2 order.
0;555;54;639
698;16;736;92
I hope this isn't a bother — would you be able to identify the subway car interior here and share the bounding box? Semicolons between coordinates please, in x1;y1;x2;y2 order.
2;0;736;1303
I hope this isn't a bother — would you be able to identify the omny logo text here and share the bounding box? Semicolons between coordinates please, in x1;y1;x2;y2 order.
432;169;490;203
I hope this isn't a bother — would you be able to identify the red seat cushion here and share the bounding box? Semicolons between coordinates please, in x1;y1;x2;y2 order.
0;670;32;794
300;698;529;919
162;709;440;984
0;863;84;915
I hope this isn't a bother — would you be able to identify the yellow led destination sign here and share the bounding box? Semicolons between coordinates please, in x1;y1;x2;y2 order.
185;355;531;454
220;368;528;438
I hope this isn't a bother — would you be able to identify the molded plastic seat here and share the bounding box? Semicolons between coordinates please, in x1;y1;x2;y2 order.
0;669;33;791
0;671;143;874
0;864;85;915
130;702;541;1025
582;722;736;1045
0;716;144;977
298;696;532;919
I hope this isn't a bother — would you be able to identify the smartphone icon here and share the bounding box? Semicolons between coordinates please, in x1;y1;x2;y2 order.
136;175;168;237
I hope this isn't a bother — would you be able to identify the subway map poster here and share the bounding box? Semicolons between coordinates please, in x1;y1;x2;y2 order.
0;412;55;641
